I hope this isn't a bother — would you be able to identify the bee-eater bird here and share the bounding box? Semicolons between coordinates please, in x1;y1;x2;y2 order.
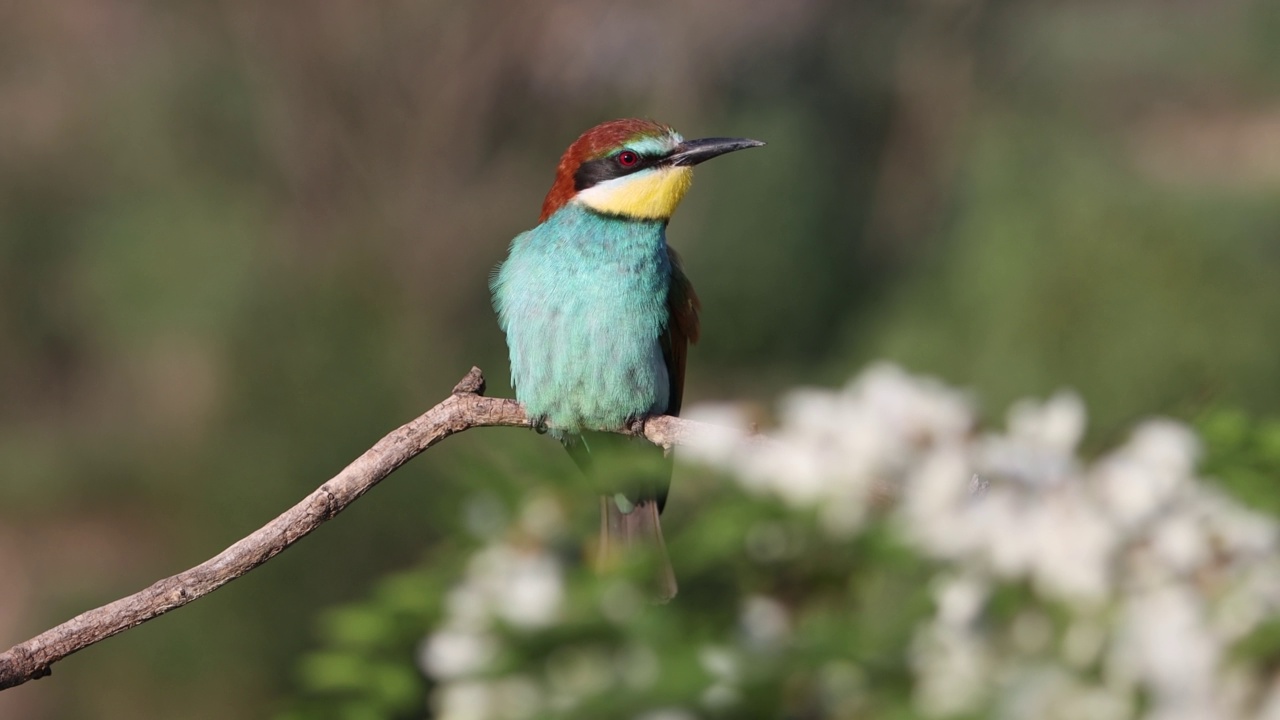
491;118;764;600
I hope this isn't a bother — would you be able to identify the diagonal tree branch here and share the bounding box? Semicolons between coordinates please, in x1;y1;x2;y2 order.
0;367;746;692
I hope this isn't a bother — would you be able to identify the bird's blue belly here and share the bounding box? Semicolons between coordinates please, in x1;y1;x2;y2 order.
492;205;672;434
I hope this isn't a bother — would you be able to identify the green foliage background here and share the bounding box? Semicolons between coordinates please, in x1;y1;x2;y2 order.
2;1;1280;717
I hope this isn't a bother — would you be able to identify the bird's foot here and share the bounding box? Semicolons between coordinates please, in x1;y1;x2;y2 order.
624;415;647;436
531;414;550;434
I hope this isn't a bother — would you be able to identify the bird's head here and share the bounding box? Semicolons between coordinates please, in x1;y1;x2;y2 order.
540;118;764;222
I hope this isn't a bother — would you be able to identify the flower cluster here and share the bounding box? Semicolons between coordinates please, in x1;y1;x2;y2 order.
688;364;1280;720
419;495;568;720
421;364;1280;720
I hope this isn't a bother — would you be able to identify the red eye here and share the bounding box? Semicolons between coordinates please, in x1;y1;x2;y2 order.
617;150;639;167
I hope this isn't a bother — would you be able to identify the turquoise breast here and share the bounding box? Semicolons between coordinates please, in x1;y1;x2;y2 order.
492;203;672;435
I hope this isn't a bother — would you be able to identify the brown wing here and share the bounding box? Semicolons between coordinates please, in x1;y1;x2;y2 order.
661;246;701;417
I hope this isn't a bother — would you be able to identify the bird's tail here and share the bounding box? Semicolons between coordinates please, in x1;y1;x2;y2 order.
597;495;677;602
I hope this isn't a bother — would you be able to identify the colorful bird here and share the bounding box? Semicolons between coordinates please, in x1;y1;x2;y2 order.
491;118;764;599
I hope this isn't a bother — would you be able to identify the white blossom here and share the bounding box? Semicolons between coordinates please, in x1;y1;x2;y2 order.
982;391;1086;487
1110;585;1222;720
423;364;1280;720
431;677;543;720
454;544;564;630
434;680;494;720
420;627;498;680
683;365;1280;720
912;611;990;716
698;645;741;710
422;496;569;713
740;595;791;649
1093;421;1198;529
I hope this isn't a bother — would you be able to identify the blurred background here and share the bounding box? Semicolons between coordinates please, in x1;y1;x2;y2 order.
2;0;1280;717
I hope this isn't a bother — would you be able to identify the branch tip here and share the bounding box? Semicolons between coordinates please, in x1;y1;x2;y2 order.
452;367;486;396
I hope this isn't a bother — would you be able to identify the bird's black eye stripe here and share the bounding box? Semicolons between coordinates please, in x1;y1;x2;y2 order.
573;151;661;191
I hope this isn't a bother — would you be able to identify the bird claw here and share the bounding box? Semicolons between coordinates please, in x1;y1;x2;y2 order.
625;416;647;436
531;415;550;434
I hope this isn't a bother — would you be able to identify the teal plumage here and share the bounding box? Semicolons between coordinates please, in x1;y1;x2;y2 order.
492;204;672;434
491;119;763;599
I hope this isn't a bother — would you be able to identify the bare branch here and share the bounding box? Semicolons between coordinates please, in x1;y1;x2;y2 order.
0;367;758;691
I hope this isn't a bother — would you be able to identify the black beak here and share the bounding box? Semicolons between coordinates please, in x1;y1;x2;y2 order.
667;137;766;167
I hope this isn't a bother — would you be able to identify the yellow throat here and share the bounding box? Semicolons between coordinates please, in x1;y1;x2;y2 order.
575;166;694;220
